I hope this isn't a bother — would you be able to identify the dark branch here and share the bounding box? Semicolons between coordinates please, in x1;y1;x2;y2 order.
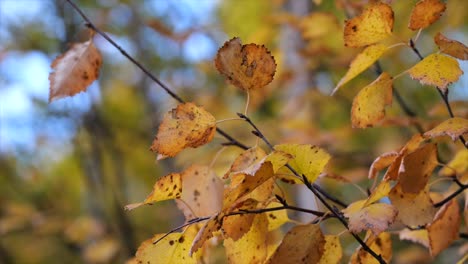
433;179;468;208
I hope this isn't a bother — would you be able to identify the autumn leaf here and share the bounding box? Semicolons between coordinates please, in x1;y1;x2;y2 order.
427;199;461;256
368;151;398;179
343;3;394;47
190;213;224;256
266;224;325;264
398;143;437;194
399;228;429;248
439;148;468;184
150;102;216;158
215;37;276;91
365;180;392;206
423;117;468;141
125;173;182;211
274;144;330;184
265;202;290;231
224;147;267;179
175;165;223;220
383;134;424;181
318;235;342;264
333;44;388;94
344;202;397;235
136;226;199;264
389;184;437;226
434;32;468;60
351;72;393;128
49;36;102;102
408;53;463;92
408;0;446;30
350;232;392;264
224;214;268;264
222;199;258;241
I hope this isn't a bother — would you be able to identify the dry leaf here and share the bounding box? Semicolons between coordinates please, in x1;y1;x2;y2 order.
150;102;216;157
333;44;388;94
318;235;342;264
49;37;102;102
222;199;258;241
368;151;398;179
190;213;224;255
408;0;446;30
389;184;437;226
343;3;394;47
350;232;392;264
351;72;393;128
215;37;276;91
344;202;397;235
398;143;437;194
408;53;463;92
434;32;468;60
383;134;424;181
224;147;267;179
266;224;325;264
428;199;460;256
423;117;468;141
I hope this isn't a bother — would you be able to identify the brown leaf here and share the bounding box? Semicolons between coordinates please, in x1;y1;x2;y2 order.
389;184;437;226
215;37;276;91
49;37;102;102
368;151;398;179
408;0;446;30
222;199;258;241
150;102;216;158
343;3;394;47
427;199;461;256
434;32;468;60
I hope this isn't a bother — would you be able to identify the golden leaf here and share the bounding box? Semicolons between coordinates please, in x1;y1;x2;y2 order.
389;184;437;226
427;200;461;256
408;0;446;30
350;232;392;264
423;117;468;141
150;102;216;158
318;235;342;264
215;37;276;91
351;72;393;128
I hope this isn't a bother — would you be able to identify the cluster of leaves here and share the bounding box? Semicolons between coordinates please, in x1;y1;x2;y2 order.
48;0;468;263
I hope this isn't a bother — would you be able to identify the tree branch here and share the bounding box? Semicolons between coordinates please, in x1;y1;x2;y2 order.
433;178;468;208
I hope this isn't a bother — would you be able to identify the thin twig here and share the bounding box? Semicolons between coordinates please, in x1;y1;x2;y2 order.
152;217;210;245
433;178;468;208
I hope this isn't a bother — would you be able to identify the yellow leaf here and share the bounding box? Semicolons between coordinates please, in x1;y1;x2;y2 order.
224;214;269;264
398;143;437;194
408;0;446;30
399;228;429;248
175;165;223;220
318;235;342;264
222;199;258;241
215;37;276;91
368;151;398;179
423;117;468;141
439;148;468;183
333;44;388;94
224;147;267;179
150;102;216;157
265;202;290;231
434;32;468;60
408;53;463;92
344;3;394;47
427;199;461;256
190;213;224;255
366;180;392;206
346;203;397;235
350;232;392;264
266;224;325;264
136;226;198;264
389;184;437;226
351;72;393;128
274;144;330;184
49;37;102;102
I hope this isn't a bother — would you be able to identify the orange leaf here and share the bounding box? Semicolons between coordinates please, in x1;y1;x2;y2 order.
351;72;393;128
423;117;468;141
333;44;388;94
343;3;394;47
350;232;392;264
408;0;446;30
434;32;468;60
408;53;463;92
266;224;325;264
176;165;223;220
389;184;437;226
383;134;424;181
427;199;461;256
224;147;267;179
150;102;216;158
215;37;276;91
224;214;269;264
368;151;398;179
49;37;102;102
398;143;437;194
222;199;258;241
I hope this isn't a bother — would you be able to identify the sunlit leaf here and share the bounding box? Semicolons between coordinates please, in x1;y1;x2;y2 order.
136;226;199;264
215;37;276;91
351;72;393;128
224;147;267;179
389;184;437;226
343;3;394;47
345;203;397;235
265;202;290;231
150;102;216;158
439;148;468;184
408;53;463;92
266;224;325;264
366;180;392;206
224;214;268;264
49;36;102;102
368;151;398;179
408;0;446;30
434;32;468;60
274;144;330;184
350;232;392;264
398;143;437;194
333;44;388;94
427;199;461;256
318;235;342;264
423;117;468;141
176;165;223;220
399;228;429;248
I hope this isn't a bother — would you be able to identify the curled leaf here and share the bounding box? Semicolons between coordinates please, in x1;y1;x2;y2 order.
368;151;398;179
49;37;102;102
343;3;394;47
150;102;216;158
215;37;276;91
434;32;468;60
408;0;446;30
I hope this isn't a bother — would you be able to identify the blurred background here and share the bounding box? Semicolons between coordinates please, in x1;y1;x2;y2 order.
0;0;467;263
